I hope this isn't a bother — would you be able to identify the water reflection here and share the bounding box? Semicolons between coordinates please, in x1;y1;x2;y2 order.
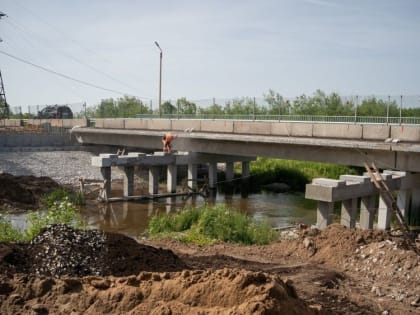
2;192;317;239
83;192;317;238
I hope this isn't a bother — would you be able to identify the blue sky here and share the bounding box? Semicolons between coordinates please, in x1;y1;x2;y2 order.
1;0;419;108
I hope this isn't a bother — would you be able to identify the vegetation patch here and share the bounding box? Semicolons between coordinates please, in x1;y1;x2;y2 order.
0;189;85;242
147;205;277;245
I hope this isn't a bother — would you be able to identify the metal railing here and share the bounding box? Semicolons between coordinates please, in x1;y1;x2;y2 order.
135;114;420;125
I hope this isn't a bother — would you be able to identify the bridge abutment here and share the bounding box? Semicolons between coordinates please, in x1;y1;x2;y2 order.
306;171;420;229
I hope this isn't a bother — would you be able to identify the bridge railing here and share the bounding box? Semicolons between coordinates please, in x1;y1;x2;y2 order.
135;114;420;125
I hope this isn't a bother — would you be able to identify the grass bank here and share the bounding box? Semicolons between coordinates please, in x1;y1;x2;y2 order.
222;158;361;192
147;205;278;246
0;189;85;242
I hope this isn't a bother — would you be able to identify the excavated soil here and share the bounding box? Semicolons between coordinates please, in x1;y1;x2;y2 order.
0;173;60;210
0;174;419;314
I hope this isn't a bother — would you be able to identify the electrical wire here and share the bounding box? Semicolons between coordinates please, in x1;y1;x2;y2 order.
0;50;151;100
6;0;149;92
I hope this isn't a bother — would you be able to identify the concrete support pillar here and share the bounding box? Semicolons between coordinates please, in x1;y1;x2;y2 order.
377;196;391;230
208;162;218;189
122;166;134;197
397;189;411;219
225;161;234;195
316;201;334;229
188;164;197;191
167;164;177;193
100;167;111;198
149;166;159;195
360;195;377;229
411;188;420;225
241;161;250;198
340;198;358;228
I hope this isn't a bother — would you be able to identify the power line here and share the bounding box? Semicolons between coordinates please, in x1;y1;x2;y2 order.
4;18;142;94
8;0;148;90
0;50;151;100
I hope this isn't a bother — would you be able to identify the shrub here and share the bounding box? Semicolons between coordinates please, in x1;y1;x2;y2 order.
147;205;277;245
0;215;25;242
25;196;85;240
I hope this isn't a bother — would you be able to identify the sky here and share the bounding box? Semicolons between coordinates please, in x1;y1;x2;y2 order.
1;0;420;109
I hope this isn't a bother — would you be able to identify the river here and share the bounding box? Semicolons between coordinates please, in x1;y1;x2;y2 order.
82;191;317;238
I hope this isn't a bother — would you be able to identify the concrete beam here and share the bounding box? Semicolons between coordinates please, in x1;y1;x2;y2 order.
306;176;402;202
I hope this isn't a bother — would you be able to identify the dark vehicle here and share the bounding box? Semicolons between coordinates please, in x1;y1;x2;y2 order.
37;105;73;119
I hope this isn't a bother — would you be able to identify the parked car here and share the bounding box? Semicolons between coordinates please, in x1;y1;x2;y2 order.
37;105;73;119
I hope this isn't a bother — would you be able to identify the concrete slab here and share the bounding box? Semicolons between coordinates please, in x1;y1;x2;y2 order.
148;119;172;130
124;119;149;130
313;123;362;139
200;120;234;133
171;119;201;132
233;121;271;135
362;124;390;140
391;125;420;142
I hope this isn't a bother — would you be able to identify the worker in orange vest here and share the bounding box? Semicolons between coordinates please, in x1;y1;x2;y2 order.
162;133;177;153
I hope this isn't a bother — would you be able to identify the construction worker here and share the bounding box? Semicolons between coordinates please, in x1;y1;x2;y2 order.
162;133;177;153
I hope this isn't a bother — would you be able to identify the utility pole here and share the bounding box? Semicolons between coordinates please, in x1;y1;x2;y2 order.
0;12;9;119
154;41;162;117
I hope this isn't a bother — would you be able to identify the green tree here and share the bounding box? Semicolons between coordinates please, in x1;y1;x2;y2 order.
264;89;289;115
176;97;197;115
161;101;177;115
87;96;150;118
357;97;398;116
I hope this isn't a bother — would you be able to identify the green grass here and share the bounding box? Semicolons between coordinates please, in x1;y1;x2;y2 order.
147;205;277;245
0;190;86;242
245;158;361;192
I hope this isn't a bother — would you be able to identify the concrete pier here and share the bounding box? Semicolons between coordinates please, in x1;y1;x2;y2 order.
92;151;255;201
305;171;420;229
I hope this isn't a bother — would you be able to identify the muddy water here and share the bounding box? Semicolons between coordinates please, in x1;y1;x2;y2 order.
83;192;317;238
4;191;316;239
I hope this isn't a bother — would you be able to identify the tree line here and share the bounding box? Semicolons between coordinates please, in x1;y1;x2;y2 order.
85;90;419;118
7;90;420;119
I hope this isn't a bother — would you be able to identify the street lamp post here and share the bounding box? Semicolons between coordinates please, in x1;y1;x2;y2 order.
154;41;162;117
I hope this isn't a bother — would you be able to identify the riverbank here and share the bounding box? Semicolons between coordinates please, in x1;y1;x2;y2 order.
0;171;419;313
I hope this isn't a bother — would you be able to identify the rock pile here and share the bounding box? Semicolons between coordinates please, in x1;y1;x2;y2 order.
1;224;188;278
30;224;108;277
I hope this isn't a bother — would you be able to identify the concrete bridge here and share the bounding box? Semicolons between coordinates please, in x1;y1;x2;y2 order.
69;118;420;173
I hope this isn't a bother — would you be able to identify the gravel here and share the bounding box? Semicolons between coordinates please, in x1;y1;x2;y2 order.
0;150;122;186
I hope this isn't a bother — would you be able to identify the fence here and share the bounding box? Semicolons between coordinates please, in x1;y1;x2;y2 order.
7;94;420;123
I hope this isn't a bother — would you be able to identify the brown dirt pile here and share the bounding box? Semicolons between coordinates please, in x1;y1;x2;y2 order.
0;173;60;209
0;225;319;315
0;269;318;315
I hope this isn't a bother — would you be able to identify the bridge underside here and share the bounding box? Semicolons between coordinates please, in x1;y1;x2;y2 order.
72;128;420;172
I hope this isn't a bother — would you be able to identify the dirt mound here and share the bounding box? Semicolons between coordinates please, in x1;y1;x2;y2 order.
0;173;60;209
0;269;319;315
1;225;187;277
0;225;319;315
